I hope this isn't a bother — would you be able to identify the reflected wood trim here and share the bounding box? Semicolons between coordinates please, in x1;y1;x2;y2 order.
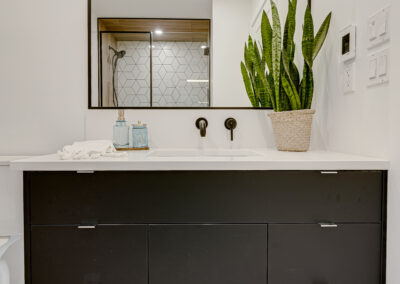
99;19;210;33
98;18;210;42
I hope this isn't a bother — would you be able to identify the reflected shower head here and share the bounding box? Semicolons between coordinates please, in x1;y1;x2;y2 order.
109;46;126;58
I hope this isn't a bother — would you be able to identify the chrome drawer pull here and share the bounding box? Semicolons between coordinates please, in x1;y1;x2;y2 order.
319;223;338;228
77;170;95;174
320;171;338;175
78;225;96;229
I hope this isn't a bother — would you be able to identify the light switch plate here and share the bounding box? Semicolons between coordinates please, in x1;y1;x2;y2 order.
368;48;390;86
343;63;355;94
340;25;356;62
369;58;377;79
377;54;388;76
368;6;390;49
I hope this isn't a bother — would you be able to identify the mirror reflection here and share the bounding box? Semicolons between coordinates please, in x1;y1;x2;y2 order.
89;0;279;109
97;19;210;107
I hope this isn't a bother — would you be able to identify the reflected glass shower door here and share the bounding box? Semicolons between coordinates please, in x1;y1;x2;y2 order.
100;32;151;107
152;32;210;107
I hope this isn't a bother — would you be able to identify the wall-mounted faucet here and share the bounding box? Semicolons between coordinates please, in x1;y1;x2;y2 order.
225;118;237;141
195;118;208;137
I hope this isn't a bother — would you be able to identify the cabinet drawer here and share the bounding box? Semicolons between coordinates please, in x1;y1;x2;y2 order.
149;225;268;284
30;225;147;284
268;224;382;284
27;171;384;224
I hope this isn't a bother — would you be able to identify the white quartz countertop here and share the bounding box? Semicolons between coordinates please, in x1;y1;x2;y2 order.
9;149;389;171
0;156;31;166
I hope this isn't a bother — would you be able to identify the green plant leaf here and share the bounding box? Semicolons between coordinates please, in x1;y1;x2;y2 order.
254;74;262;104
281;50;294;86
241;62;258;107
306;74;314;109
281;74;300;110
255;73;268;107
290;60;300;91
248;36;256;72
283;0;296;60
271;1;282;111
254;42;265;74
302;5;314;68
244;44;252;72
280;85;289;111
292;0;297;11
252;41;272;107
301;62;314;109
261;11;273;72
313;12;332;61
282;50;301;109
266;73;276;109
255;58;273;108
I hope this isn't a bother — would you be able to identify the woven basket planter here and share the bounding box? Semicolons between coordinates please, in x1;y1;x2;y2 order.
268;109;315;152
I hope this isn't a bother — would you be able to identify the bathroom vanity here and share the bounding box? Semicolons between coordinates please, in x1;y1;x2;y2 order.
12;150;389;284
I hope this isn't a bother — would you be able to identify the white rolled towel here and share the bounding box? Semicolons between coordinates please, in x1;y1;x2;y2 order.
58;140;128;160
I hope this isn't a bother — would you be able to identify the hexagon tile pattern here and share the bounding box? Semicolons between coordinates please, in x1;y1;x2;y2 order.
116;41;209;107
117;41;151;107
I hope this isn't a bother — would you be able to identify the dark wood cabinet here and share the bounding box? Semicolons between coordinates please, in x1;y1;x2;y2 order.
149;225;268;284
268;224;382;284
29;171;383;224
23;170;387;284
30;225;147;284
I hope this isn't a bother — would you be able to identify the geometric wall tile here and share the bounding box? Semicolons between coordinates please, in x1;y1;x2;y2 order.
116;40;209;107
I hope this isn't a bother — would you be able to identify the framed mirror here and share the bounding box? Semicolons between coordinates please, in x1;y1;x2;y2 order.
88;0;311;109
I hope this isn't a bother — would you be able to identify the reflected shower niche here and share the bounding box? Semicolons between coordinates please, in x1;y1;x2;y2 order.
97;19;210;108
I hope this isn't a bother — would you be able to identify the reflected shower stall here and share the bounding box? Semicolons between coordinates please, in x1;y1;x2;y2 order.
98;19;210;108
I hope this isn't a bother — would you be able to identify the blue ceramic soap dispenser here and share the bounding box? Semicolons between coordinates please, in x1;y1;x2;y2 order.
113;110;129;150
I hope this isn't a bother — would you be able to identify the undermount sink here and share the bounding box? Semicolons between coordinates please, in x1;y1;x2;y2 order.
148;149;263;158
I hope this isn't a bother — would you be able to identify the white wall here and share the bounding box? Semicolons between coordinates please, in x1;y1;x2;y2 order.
312;0;391;159
0;0;87;156
212;0;252;107
86;109;275;149
312;0;399;283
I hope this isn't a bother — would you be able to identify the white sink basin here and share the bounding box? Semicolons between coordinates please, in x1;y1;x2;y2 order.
148;149;263;158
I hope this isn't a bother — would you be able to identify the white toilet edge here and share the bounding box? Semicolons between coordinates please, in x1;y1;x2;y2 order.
0;234;22;259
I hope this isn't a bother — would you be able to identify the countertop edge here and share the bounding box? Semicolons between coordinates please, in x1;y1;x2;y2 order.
0;156;31;166
10;160;390;171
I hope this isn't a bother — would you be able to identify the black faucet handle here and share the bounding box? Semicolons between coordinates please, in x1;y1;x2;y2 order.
224;118;237;141
196;118;208;137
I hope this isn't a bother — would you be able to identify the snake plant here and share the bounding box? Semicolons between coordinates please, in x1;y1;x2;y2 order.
241;0;332;111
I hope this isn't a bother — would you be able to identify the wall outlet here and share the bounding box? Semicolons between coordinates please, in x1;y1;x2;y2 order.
343;63;355;94
368;48;390;86
368;6;390;49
